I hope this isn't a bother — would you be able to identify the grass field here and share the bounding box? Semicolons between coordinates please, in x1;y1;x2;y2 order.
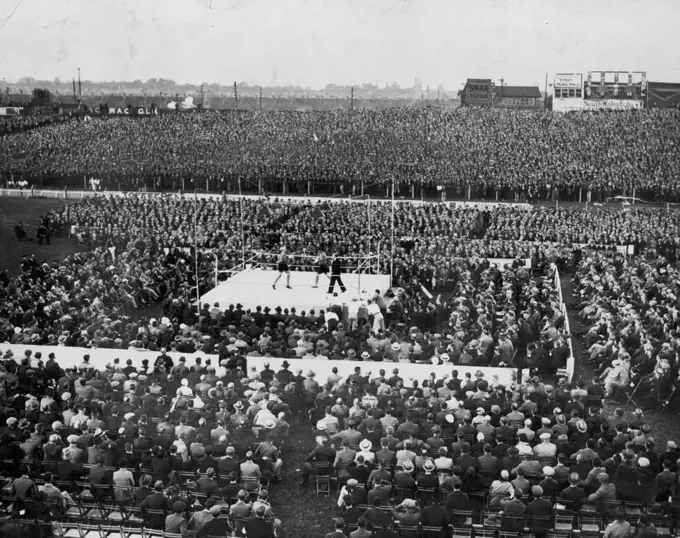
2;196;680;537
0;197;86;276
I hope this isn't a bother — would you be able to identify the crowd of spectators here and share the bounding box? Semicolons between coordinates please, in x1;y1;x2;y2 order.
573;252;680;409
0;195;580;375
0;114;71;137
0;348;285;537
2;108;680;201
5;194;680;375
0;342;679;536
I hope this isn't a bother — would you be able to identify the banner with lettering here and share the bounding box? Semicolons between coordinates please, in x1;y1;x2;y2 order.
553;99;643;112
106;107;159;116
554;73;583;89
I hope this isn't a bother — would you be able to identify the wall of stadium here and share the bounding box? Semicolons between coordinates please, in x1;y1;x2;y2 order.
553;98;643;112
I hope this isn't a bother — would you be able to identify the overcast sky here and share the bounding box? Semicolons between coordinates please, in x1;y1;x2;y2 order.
0;0;678;88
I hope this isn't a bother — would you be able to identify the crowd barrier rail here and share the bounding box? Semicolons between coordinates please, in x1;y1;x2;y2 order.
0;342;522;387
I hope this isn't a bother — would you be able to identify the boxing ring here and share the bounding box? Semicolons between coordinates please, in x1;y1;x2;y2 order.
201;250;389;313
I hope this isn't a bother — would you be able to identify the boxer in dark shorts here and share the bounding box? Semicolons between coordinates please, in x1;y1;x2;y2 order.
272;247;292;289
312;251;330;288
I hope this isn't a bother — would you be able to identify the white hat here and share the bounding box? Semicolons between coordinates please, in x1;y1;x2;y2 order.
359;439;372;451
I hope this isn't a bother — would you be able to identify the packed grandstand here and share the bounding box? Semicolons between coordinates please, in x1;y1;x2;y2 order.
0;106;679;538
1;108;680;202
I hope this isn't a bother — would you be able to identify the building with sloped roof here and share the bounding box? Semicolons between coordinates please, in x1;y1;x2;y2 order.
493;86;543;108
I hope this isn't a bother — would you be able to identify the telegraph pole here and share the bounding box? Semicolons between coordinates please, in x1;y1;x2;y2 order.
233;81;238;110
259;87;263;112
350;86;354;111
77;67;82;98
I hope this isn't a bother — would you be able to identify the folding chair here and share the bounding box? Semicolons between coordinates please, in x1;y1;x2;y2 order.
55;521;81;538
312;461;332;496
77;523;103;538
65;498;85;521
528;515;553;537
579;514;602;538
451;510;473;528
392;486;415;504
118;527;144;538
99;524;124;538
451;526;473;538
144;509;167;530
121;505;145;528
546;532;570;538
396;523;419;538
144;529;164;538
472;525;496;538
422;524;450;538
623;379;644;408
500;514;526;534
553;513;574;534
100;503;126;524
416;487;436;506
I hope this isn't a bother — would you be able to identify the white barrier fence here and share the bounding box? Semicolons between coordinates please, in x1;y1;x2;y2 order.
0;343;521;388
0;188;532;209
552;263;575;381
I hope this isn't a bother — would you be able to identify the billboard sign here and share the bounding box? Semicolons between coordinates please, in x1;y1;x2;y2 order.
586;71;646;100
498;97;538;108
555;73;583;89
107;107;158;116
553;99;643;112
464;79;493;106
0;107;23;116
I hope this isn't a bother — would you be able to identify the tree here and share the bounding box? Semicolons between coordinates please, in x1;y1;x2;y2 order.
32;88;52;105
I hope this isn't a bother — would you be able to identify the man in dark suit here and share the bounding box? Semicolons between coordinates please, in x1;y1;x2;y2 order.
445;478;471;524
57;448;84;483
527;486;554;538
140;481;169;529
559;472;587;512
89;454;111;498
217;446;241;478
301;437;336;486
325;518;348;538
198;505;233;537
367;479;392;506
328;255;347;295
243;505;275;538
361;498;392;530
499;489;527;532
196;468;221;496
417;460;439;505
420;501;449;536
341;497;364;532
394;460;417;491
197;447;219;473
455;445;479;475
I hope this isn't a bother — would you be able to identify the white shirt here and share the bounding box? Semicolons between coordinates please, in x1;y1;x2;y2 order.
367;303;381;316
